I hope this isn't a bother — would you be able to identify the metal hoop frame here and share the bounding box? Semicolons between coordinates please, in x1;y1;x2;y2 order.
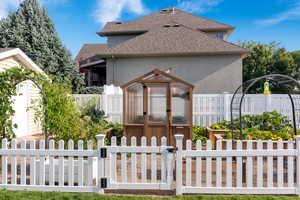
230;74;300;139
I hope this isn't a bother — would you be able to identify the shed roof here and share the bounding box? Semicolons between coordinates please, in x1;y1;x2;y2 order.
122;68;194;88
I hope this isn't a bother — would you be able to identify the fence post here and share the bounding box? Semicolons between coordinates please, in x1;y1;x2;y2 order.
96;134;105;194
296;136;300;196
175;134;184;195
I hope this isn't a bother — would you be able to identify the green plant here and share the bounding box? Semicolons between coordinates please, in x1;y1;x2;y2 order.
0;67;45;140
79;101;123;146
192;126;207;142
79;86;104;94
37;81;84;143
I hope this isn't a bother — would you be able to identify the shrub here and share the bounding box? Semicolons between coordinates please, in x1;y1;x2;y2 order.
213;111;293;140
80;101;123;146
192;126;207;142
39;82;84;142
79;86;103;94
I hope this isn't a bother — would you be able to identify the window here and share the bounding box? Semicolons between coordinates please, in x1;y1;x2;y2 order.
215;32;224;39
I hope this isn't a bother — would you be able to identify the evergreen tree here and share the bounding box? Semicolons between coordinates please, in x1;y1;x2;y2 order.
0;0;84;92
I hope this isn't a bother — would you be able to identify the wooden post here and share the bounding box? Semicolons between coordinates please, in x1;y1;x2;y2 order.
175;134;184;195
296;136;300;196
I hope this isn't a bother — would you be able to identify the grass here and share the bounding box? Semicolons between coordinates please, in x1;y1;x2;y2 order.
1;190;300;200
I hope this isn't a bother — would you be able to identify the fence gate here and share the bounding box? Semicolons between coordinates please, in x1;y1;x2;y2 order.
99;136;175;191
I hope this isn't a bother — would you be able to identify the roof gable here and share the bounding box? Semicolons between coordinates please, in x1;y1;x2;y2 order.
0;48;45;75
103;25;249;57
99;8;234;36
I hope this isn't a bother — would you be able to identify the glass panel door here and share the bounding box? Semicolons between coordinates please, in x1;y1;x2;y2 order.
147;84;168;124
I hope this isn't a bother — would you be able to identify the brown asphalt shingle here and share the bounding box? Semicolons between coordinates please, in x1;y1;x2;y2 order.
99;8;234;36
100;25;249;57
75;44;108;62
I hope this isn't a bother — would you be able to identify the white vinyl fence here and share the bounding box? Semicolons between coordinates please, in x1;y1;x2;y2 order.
1;135;300;195
175;135;300;195
72;94;300;127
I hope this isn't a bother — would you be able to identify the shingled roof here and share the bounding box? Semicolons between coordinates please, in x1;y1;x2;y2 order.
99;25;249;58
75;44;108;62
98;8;234;36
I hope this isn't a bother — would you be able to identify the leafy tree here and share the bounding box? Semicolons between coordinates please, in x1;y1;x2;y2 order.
0;0;84;92
291;50;300;68
240;41;299;93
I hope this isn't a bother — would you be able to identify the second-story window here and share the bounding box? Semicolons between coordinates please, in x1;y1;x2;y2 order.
215;32;224;39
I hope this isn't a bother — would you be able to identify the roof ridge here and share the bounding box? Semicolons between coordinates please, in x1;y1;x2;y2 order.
174;8;234;29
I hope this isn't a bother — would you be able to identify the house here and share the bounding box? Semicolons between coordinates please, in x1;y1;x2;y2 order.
76;8;250;93
0;48;44;138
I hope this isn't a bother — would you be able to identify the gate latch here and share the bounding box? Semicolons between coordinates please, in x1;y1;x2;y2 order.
100;148;107;158
101;178;107;188
166;147;178;153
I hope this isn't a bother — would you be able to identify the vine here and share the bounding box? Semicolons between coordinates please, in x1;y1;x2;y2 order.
0;67;46;140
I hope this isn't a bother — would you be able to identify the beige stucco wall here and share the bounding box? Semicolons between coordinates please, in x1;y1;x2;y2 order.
0;56;42;137
107;55;243;94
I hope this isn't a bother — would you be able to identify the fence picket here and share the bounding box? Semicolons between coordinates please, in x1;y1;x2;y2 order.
67;140;74;186
20;140;27;185
78;140;84;186
141;137;147;183
59;140;64;186
267;140;273;187
186;140;192;186
226;140;232;187
277;141;284;187
161;137;167;183
131;137;137;183
196;140;202;187
216;140;222;187
256;140;263;187
30;140;36;185
246;140;253;187
111;137;117;183
49;140;55;186
151;137;157;183
288;140;294;187
11;139;17;185
87;140;94;186
39;140;45;185
2;139;8;185
121;136;127;183
236;140;243;188
206;140;212;187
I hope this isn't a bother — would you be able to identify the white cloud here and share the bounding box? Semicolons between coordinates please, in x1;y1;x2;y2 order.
94;0;146;25
0;0;23;19
176;0;222;13
255;0;300;25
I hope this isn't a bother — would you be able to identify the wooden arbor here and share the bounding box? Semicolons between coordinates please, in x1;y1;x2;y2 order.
122;69;194;146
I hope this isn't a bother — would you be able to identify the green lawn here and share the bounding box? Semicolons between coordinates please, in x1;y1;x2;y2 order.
1;190;300;200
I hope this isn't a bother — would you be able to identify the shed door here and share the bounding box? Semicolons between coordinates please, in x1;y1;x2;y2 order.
144;83;170;144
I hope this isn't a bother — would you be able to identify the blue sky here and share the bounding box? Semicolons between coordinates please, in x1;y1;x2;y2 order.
1;0;300;57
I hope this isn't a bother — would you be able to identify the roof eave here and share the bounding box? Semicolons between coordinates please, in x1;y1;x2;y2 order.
97;30;147;37
101;50;250;58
